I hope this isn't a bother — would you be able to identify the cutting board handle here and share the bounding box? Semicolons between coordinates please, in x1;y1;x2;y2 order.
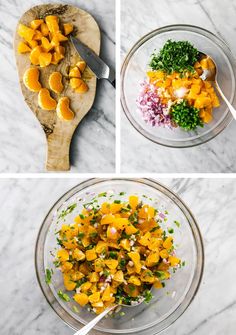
46;130;72;171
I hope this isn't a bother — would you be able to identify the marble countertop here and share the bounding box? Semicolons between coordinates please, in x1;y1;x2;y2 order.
121;0;236;173
0;0;115;173
0;178;236;334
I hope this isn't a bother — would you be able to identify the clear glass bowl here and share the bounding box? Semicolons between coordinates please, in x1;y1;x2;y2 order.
121;24;236;147
35;178;204;334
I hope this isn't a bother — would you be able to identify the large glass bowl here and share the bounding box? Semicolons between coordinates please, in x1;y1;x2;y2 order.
121;24;236;147
35;178;204;334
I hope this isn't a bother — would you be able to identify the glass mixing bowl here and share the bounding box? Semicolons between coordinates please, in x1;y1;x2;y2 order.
35;178;204;334
121;24;236;147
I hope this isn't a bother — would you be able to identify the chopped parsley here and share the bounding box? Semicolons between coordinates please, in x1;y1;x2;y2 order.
58;203;77;220
171;100;203;131
89;232;98;238
98;192;107;197
58;290;70;302
174;220;180;228
155;271;166;280
150;39;199;74
109;251;118;259
45;268;53;284
144;290;153;303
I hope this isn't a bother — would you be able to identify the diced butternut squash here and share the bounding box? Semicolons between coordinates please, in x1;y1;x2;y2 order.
74;293;89;306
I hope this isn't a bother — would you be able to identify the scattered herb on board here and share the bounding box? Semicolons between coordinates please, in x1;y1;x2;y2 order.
171;100;203;130
150;40;199;74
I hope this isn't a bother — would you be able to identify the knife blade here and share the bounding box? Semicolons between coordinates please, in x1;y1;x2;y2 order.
70;36;115;87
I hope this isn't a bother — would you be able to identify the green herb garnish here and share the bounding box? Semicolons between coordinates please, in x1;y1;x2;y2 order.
58;203;77;220
109;251;118;259
171;100;203;131
89;232;98;238
150;39;199;74
168;228;174;234
144;290;153;303
58;290;70;302
174;220;180;228
98;192;107;197
155;271;166;280
45;268;53;284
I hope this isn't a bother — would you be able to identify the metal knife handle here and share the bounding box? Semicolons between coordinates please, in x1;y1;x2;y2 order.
111;79;116;88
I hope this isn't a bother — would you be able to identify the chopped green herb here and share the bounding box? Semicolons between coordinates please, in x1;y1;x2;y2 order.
56;238;63;247
174;220;180;228
150;39;199;74
58;290;70;302
150;226;159;232
79;214;85;219
155;271;166;280
144;290;153;303
98;192;107;197
45;268;53;284
53;260;60;268
119;192;125;196
78;232;85;238
89;232;98;238
171;100;203;131
58;203;77;220
72;305;79;313
168;228;174;234
104;269;110;277
109;251;118;259
76;278;86;288
119;258;127;269
114;200;121;204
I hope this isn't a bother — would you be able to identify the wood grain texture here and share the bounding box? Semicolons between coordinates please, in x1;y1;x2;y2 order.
14;3;100;171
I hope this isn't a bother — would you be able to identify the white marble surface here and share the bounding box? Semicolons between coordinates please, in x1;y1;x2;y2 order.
121;0;236;173
0;178;236;334
0;0;115;173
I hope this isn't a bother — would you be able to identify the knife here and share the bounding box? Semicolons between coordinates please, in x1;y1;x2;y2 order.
70;36;115;88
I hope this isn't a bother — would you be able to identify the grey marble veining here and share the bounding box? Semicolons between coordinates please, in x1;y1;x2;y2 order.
0;178;236;334
121;0;236;173
0;0;115;173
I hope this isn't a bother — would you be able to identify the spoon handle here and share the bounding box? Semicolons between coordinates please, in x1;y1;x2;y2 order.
216;82;236;120
73;305;116;335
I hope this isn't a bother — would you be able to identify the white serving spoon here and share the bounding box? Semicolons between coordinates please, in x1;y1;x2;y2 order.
199;52;236;120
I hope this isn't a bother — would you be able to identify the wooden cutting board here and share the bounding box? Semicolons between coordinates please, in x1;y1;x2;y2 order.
14;3;100;171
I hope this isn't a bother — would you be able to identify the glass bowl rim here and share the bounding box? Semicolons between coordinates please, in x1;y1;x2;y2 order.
35;178;204;334
120;24;235;148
